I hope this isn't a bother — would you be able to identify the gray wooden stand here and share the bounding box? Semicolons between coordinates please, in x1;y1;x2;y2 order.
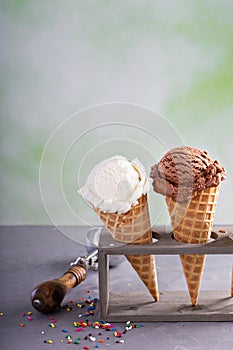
98;225;233;322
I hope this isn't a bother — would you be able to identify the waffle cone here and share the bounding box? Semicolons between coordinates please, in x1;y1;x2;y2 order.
166;185;220;305
94;194;159;301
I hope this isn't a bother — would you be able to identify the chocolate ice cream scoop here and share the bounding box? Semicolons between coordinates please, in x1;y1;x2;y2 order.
150;146;226;202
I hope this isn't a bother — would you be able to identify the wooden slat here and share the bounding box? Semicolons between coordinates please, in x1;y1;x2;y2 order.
106;291;233;322
99;225;233;255
98;251;109;320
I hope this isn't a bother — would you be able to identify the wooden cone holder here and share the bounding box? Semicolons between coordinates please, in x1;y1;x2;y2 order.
98;225;233;322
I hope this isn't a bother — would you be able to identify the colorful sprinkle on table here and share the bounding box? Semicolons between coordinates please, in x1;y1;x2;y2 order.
49;323;56;328
18;292;144;348
62;329;69;333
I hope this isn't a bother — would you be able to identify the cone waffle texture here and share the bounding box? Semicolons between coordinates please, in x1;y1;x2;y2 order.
94;194;159;301
166;185;220;305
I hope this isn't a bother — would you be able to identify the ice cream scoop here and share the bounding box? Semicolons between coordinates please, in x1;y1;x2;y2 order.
79;155;151;213
150;146;226;202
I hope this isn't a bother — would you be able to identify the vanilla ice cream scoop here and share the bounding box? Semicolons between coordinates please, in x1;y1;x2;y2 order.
79;155;151;213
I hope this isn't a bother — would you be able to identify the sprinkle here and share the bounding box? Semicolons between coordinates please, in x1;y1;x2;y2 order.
49;316;53;320
20;323;25;327
87;306;95;311
67;339;73;344
70;299;75;303
75;328;85;332
41;331;45;335
89;336;96;342
99;339;104;343
49;323;55;328
87;290;92;293
114;331;121;337
119;340;125;343
27;316;33;321
66;307;71;312
139;323;144;327
95;346;99;349
21;312;26;317
83;346;90;350
0;312;4;316
53;319;57;323
60;340;64;343
77;304;82;308
74;340;80;344
66;335;72;339
27;311;32;315
62;329;69;333
47;340;53;344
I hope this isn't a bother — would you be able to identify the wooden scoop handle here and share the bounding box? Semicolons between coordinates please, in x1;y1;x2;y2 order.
30;264;86;314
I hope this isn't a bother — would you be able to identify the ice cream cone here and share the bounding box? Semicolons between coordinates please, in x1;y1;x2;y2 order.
94;194;159;301
166;185;220;305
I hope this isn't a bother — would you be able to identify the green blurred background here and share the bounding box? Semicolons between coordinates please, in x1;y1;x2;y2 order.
0;0;232;226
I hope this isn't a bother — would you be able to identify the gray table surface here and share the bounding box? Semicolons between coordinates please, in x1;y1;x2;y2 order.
0;225;232;350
